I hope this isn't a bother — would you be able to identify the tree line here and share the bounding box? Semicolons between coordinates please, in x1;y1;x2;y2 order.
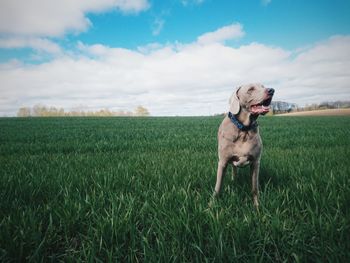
17;105;150;117
301;101;350;111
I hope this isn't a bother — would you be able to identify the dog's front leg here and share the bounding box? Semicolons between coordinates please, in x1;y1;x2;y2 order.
214;160;228;196
231;165;237;181
250;160;260;208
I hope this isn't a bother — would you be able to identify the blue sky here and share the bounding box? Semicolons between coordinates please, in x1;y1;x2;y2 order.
3;0;350;57
76;0;350;49
0;0;350;116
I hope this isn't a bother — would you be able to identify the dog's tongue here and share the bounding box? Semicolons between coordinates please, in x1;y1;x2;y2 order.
251;105;270;115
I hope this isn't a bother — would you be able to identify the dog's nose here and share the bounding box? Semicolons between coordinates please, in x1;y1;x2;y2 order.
267;88;275;96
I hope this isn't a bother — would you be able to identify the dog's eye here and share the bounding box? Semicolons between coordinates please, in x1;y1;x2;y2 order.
248;86;255;93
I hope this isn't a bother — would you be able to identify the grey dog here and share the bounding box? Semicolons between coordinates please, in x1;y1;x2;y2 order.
214;83;275;208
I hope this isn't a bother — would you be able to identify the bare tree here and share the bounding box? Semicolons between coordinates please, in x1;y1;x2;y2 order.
134;105;150;116
17;107;31;117
32;104;48;116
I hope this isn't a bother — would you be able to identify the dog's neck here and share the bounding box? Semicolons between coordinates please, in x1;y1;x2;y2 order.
236;110;252;127
236;109;257;128
228;110;258;132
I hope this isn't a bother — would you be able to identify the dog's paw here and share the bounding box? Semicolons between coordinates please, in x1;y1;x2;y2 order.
208;193;218;208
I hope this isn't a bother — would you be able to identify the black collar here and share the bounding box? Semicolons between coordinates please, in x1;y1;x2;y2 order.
228;112;258;131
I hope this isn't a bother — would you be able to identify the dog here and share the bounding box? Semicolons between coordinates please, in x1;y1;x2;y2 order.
214;83;274;208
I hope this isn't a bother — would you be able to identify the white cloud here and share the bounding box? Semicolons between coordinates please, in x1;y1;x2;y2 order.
0;28;349;116
0;37;62;54
137;42;164;54
276;36;350;104
152;18;165;36
197;23;245;45
0;0;150;37
77;41;111;57
261;0;272;6
181;0;205;7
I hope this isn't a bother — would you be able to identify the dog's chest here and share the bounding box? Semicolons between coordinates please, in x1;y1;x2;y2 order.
219;128;262;167
231;135;261;166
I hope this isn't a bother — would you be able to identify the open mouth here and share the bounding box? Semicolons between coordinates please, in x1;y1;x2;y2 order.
251;97;272;115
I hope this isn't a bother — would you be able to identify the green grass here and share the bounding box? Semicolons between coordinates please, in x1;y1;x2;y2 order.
0;116;349;262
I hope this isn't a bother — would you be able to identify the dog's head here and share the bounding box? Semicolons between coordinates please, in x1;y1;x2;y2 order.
229;83;274;116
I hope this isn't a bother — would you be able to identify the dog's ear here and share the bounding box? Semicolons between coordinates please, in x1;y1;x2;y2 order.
229;87;241;114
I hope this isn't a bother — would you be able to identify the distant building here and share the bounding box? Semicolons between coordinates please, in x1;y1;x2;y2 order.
271;101;298;113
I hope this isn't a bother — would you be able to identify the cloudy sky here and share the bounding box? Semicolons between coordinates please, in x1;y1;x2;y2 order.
0;0;350;116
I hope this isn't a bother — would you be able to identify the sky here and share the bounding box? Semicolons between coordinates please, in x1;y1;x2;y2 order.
0;0;350;116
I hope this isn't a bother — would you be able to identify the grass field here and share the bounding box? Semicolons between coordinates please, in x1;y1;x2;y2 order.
1;116;350;262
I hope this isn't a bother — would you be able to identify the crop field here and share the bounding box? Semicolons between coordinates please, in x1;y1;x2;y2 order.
0;116;350;262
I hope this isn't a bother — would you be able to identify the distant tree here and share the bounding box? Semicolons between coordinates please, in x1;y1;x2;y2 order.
16;105;151;117
17;107;31;117
134;106;150;116
48;106;59;116
58;108;65;116
32;104;47;116
95;108;113;117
